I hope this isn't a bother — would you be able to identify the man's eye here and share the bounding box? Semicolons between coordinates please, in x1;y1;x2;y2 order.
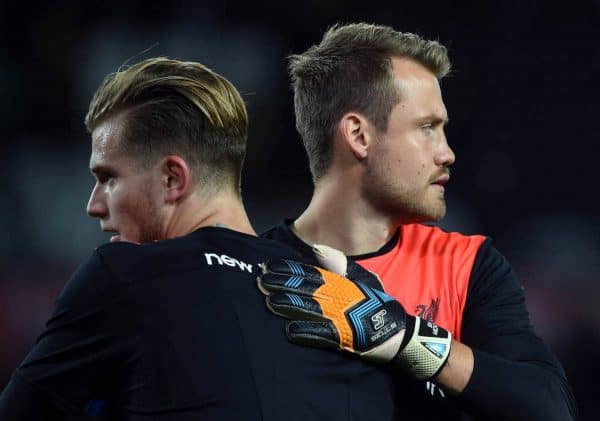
421;124;434;134
97;174;113;184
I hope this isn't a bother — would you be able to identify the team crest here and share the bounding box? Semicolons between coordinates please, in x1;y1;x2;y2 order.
416;297;440;323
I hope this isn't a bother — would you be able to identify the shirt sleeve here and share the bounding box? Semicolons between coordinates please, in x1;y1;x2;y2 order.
458;239;578;420
0;250;135;418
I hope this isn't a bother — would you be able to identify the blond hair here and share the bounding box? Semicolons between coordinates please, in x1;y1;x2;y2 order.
85;57;248;192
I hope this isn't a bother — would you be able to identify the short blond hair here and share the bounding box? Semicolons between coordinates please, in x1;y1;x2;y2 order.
289;23;451;181
85;57;248;192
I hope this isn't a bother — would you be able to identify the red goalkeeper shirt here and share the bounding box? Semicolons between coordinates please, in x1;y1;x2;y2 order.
355;223;485;341
262;220;577;421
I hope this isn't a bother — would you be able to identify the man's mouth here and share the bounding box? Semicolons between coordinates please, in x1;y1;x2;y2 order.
431;171;450;186
102;228;121;243
430;173;450;192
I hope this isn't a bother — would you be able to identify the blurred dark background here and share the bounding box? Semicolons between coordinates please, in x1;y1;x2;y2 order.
1;0;598;419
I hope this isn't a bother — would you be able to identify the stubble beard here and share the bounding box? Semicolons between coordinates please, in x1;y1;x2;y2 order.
364;154;447;225
137;210;164;243
387;188;447;225
427;198;447;222
412;187;447;223
134;188;166;244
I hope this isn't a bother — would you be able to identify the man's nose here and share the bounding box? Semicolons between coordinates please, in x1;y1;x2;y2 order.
435;133;455;167
86;183;108;218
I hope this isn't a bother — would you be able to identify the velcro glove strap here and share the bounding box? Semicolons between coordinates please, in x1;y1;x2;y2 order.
393;315;451;381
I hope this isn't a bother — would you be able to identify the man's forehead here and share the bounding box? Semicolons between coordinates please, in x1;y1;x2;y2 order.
92;118;120;148
89;119;124;166
389;58;446;117
390;56;437;80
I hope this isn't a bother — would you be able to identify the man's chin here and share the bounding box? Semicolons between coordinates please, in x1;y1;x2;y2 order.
396;206;446;225
110;235;150;244
426;207;446;223
432;215;446;224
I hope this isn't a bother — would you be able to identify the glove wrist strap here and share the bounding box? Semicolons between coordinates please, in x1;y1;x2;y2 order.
393;316;451;381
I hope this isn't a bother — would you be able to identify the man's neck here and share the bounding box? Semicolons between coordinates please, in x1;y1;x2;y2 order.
166;191;256;239
292;180;397;256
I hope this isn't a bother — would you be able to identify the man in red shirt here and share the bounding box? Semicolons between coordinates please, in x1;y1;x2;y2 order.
261;23;577;420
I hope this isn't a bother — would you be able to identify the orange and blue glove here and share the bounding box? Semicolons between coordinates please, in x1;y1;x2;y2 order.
257;245;451;381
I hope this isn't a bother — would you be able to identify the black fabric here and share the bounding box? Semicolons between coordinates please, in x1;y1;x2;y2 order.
0;376;63;421
261;218;401;262
262;221;578;420
0;227;404;420
459;239;578;420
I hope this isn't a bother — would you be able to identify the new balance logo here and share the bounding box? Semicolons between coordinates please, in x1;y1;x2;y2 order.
204;253;253;273
371;309;387;330
426;381;446;398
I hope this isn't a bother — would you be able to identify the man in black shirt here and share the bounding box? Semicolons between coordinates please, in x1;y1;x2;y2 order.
260;23;577;420
0;57;401;420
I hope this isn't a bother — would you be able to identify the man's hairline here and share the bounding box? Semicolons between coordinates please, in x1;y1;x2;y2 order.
310;54;446;183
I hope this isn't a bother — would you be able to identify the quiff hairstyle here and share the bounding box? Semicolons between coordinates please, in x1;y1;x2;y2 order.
289;23;451;181
85;57;248;193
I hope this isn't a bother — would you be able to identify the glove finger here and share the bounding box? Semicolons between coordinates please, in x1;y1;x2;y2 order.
265;293;326;321
286;320;341;351
261;259;371;298
311;244;383;292
260;258;349;295
346;260;384;291
262;259;328;283
258;271;325;295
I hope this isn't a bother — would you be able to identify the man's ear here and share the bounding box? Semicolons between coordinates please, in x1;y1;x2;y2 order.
338;113;374;160
160;155;191;203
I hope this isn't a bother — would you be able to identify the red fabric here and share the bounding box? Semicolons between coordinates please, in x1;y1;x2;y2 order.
357;224;485;341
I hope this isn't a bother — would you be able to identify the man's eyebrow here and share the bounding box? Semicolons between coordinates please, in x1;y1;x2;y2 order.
417;115;450;125
89;165;114;175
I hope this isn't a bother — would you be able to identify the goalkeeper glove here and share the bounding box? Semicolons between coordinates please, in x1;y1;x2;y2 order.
257;245;451;381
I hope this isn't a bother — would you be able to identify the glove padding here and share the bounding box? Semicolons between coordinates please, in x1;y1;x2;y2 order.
257;245;451;380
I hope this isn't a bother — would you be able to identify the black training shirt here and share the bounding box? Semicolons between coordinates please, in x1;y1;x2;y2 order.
0;227;403;420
